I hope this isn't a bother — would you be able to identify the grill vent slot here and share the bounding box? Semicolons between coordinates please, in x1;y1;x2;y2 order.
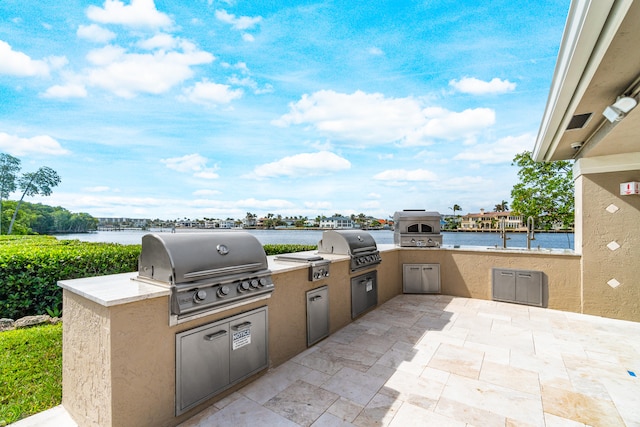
566;113;592;130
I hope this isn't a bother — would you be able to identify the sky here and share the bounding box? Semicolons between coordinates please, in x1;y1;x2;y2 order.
0;0;571;221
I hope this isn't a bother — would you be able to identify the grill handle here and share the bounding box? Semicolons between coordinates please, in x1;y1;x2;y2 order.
204;330;227;341
232;321;252;331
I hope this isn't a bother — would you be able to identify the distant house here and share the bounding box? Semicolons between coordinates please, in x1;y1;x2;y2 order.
319;216;354;229
459;209;523;231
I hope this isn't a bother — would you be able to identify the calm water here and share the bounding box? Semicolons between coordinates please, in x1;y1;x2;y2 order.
56;229;574;249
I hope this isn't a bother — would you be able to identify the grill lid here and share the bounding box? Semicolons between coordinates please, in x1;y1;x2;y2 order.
137;232;268;285
317;230;378;255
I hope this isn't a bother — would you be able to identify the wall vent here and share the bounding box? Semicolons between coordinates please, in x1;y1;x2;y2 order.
566;113;592;130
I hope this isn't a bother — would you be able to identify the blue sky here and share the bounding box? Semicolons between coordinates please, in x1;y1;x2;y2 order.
0;0;570;221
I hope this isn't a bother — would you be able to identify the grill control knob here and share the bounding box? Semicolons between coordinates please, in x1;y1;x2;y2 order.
217;285;230;297
250;279;259;289
259;278;268;287
238;281;250;292
194;290;207;303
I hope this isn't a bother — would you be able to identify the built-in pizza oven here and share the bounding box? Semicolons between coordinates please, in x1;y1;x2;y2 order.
393;210;442;247
134;231;274;323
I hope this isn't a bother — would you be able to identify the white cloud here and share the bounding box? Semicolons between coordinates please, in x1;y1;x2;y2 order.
84;44;214;98
372;168;438;182
368;47;384;55
42;83;88;98
77;24;116;43
137;33;177;50
87;0;173;29
227;75;273;95
274;90;495;146
215;9;262;30
182;80;243;105
449;77;516;95
253;151;351;178
404;107;495;144
0;132;70;156
241;33;255;42
0;40;49;77
453;133;534;164
160;153;219;179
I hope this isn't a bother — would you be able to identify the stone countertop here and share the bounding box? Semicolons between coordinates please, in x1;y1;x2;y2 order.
58;272;170;307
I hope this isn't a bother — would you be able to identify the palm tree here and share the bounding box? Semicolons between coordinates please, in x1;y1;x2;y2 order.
449;204;462;216
494;200;509;212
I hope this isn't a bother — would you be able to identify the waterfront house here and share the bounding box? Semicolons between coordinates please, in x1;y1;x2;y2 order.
459;209;523;231
319;215;354;228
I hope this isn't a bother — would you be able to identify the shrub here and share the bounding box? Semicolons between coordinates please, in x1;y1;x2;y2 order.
263;243;316;255
0;236;140;319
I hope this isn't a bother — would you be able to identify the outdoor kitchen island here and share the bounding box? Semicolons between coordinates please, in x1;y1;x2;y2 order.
58;242;579;427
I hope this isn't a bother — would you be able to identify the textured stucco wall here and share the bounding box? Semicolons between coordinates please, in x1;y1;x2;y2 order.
398;249;581;312
62;291;112;426
580;171;640;321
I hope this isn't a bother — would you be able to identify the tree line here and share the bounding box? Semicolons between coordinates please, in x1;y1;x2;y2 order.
0;200;97;234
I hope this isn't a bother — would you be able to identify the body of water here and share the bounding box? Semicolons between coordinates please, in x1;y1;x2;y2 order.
56;229;575;249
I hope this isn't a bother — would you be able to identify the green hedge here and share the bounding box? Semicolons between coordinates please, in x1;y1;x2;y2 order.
0;236;141;319
0;236;316;319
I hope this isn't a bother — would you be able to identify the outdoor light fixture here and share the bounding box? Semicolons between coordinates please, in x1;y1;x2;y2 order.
603;96;638;122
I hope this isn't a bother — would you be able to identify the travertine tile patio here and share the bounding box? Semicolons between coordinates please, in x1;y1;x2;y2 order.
12;294;640;427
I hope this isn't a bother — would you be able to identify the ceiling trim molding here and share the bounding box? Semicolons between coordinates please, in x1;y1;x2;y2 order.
574;152;640;177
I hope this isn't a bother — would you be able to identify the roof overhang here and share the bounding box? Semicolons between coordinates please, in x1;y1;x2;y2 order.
533;0;640;163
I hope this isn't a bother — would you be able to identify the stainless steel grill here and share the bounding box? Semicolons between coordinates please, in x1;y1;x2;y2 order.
317;230;381;272
393;210;442;247
135;232;274;322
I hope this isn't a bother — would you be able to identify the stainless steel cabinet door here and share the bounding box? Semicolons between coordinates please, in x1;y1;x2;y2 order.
492;269;516;302
307;286;329;346
229;308;268;383
351;271;378;318
515;271;543;306
403;264;440;293
420;264;440;293
403;265;423;293
176;322;230;414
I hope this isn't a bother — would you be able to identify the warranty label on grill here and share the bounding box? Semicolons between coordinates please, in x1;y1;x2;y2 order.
232;328;251;350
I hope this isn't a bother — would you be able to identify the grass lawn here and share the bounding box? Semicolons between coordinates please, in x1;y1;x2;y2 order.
0;323;62;426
